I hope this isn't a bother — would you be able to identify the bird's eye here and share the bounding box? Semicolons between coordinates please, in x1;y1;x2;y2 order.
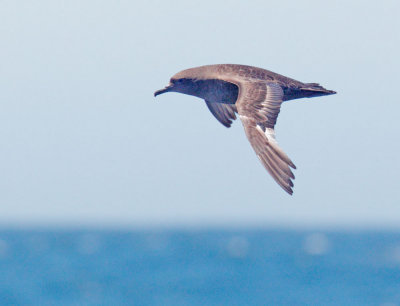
171;79;186;85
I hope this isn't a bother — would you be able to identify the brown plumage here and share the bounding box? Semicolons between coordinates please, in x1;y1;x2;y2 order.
154;64;336;195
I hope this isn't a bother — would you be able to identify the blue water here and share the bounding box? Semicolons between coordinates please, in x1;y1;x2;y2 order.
0;229;399;305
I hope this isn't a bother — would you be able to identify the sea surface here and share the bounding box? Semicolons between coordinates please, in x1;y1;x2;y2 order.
0;229;399;305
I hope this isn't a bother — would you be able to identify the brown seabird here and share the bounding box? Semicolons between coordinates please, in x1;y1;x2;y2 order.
154;64;336;195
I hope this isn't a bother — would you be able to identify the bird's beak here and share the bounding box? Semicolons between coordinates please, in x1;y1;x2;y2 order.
154;84;174;97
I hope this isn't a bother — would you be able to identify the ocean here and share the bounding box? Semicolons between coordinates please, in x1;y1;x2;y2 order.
0;229;399;305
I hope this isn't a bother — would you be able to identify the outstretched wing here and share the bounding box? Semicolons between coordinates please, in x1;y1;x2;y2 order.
236;81;296;195
205;101;237;128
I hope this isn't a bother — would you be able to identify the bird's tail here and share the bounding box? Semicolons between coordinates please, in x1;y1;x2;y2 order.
300;83;336;97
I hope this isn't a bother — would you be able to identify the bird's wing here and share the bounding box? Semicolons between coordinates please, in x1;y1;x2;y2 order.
205;101;237;128
235;81;296;194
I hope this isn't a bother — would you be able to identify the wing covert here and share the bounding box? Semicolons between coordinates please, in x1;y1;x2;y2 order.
236;81;284;129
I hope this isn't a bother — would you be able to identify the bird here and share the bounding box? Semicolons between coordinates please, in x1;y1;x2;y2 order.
154;64;336;195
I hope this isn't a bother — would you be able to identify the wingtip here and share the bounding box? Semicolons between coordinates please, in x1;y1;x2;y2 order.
221;120;232;128
286;187;294;196
284;181;294;195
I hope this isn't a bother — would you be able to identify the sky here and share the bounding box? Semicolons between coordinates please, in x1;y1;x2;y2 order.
0;0;399;228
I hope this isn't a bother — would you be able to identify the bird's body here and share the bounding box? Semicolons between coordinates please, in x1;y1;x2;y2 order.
155;64;336;194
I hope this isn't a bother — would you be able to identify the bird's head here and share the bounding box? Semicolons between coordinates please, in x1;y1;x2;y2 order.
154;67;212;97
154;77;197;97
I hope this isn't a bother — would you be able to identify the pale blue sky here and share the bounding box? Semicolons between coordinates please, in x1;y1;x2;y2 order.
0;0;399;228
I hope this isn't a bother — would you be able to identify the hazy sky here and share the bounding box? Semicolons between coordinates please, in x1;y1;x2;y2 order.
0;0;399;228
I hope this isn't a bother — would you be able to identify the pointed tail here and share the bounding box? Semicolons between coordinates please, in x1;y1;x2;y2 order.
300;83;336;97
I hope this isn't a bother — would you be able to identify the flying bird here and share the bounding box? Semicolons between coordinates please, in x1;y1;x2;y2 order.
154;64;336;195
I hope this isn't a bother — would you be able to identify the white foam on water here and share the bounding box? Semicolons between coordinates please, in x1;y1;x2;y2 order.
77;233;102;255
226;236;249;258
303;233;330;256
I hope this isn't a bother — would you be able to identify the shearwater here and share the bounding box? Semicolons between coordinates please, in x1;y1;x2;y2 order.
155;64;336;195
